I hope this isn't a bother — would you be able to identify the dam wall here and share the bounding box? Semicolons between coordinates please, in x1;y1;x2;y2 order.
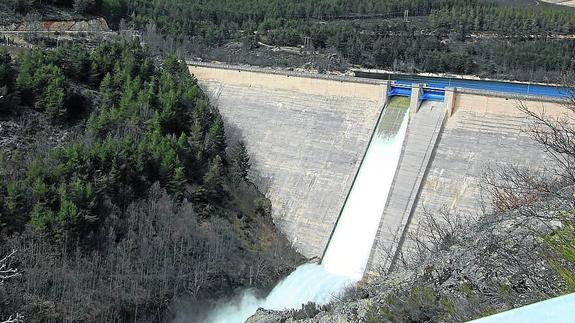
189;62;573;276
190;63;386;100
366;88;571;275
188;63;387;258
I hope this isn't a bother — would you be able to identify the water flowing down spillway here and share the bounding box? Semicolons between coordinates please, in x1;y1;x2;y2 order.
205;97;410;323
321;97;409;280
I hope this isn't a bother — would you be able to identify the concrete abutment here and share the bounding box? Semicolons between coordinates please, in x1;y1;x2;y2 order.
409;84;423;118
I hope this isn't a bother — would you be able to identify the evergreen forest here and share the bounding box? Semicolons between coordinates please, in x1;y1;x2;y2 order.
0;41;300;322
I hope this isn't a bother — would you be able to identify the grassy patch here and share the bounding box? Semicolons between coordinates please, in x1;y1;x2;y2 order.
544;211;575;292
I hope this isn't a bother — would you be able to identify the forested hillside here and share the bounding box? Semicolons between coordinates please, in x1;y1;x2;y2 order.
3;0;575;81
0;41;301;322
103;0;575;82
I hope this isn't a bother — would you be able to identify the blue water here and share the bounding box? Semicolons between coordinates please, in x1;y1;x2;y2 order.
356;72;571;98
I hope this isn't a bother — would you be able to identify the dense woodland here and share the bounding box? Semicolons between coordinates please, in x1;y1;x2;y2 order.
0;41;300;322
112;0;575;81
3;0;575;81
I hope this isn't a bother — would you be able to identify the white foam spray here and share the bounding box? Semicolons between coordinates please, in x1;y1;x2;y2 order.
205;264;353;323
204;99;410;323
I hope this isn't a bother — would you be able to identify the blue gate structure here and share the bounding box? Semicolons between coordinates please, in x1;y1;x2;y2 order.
388;84;411;97
421;88;445;102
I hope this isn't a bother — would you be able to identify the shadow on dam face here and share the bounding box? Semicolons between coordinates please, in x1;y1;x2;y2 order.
188;63;575;273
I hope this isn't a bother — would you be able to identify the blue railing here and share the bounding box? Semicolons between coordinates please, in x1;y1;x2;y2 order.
356;71;571;99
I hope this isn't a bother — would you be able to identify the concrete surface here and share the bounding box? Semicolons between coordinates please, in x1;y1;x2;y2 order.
189;64;387;258
411;93;571;237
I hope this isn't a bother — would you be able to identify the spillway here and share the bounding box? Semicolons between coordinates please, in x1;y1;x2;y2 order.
205;96;410;323
321;97;409;280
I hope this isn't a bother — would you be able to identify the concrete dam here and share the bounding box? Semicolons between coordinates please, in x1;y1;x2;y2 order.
188;63;571;278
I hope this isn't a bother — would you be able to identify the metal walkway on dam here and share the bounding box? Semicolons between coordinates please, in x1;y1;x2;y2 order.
188;62;572;279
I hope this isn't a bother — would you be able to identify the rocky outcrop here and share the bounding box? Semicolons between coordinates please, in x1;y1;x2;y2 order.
0;17;110;32
0;109;74;157
248;188;574;322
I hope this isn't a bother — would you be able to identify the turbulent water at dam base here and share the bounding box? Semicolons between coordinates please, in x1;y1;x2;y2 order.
204;97;410;323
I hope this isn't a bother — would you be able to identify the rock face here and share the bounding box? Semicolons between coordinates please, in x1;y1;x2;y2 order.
248;188;573;322
0;17;110;32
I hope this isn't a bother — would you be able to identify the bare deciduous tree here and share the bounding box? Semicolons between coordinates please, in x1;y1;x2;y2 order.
518;99;575;184
1;250;22;323
481;91;575;213
0;313;24;323
482;164;557;213
22;11;41;41
0;249;19;283
399;207;477;268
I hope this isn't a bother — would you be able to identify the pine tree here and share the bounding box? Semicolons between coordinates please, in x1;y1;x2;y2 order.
203;155;224;198
41;78;66;120
231;140;251;182
16;51;39;105
99;72;115;108
189;122;204;151
73;0;102;14
168;165;187;201
107;156;121;197
206;115;226;156
57;199;79;224
0;49;13;90
30;202;54;231
6;181;21;212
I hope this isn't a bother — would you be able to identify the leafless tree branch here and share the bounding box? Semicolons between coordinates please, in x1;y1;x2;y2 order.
518;101;575;184
1;250;22;323
0;249;20;283
0;313;24;323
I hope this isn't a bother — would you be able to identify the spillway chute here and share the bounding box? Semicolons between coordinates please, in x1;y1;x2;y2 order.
321;96;410;280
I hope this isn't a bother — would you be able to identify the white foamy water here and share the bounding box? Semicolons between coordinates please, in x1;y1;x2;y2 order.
322;105;409;280
204;99;410;323
205;264;353;323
